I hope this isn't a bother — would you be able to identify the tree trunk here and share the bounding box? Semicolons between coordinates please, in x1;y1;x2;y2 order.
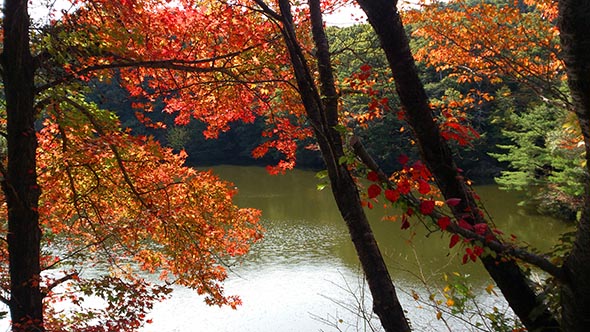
271;0;411;330
557;0;590;330
355;1;560;330
1;1;45;331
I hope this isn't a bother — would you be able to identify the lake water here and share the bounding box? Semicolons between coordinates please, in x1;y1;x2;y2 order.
139;166;570;332
0;166;571;331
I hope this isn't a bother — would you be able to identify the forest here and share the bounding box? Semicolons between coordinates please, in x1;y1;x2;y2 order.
1;0;589;331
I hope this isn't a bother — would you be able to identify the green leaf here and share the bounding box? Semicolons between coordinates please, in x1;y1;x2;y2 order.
315;170;328;179
316;183;328;191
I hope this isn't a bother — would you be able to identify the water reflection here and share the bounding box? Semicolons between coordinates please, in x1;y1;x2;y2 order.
139;166;571;331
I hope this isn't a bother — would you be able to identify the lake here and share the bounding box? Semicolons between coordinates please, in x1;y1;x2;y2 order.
139;166;570;332
0;166;571;331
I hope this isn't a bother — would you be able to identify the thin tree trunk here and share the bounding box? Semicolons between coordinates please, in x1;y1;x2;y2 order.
1;1;45;331
268;0;411;330
557;0;590;330
355;1;560;330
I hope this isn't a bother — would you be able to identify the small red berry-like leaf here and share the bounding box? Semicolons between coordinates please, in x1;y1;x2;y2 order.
367;171;379;182
437;216;451;231
360;64;372;72
401;215;410;230
384;189;400;202
462;253;469;264
473;246;484;257
418;179;430;194
398;179;411;194
465;248;477;262
449;234;460;248
367;201;374;209
398;154;409;165
446;198;462;207
458;219;474;231
474;223;488;235
419;200;436;215
367;184;382;199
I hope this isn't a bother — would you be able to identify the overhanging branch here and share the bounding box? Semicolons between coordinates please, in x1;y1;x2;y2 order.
350;135;565;282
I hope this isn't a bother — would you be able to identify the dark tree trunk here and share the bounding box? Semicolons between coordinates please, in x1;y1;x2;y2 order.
557;0;590;330
355;1;560;330
1;1;45;331
269;0;411;330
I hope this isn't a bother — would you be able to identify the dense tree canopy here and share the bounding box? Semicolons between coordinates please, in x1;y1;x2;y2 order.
1;0;590;331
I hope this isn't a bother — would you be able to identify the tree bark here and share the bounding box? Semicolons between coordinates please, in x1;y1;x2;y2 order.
557;0;590;330
355;1;560;330
1;1;45;331
267;0;412;330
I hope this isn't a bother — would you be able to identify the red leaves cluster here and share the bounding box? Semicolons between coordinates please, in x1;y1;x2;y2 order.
367;184;382;199
56;0;307;174
419;200;435;215
384;189;400;203
364;156;436;230
36;108;263;314
343;64;392;127
364;156;500;265
364;160;427;204
462;246;484;264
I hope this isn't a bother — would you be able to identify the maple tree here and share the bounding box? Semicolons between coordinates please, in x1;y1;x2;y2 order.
34;100;262;329
0;1;279;331
48;0;310;174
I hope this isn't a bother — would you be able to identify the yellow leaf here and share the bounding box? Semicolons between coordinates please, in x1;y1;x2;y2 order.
485;284;497;295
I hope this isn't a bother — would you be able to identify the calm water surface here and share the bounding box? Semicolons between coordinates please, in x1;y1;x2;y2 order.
0;166;570;331
139;166;571;332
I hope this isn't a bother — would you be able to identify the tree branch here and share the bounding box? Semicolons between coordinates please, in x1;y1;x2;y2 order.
59;97;150;209
36;44;261;93
44;272;79;295
350;135;565;281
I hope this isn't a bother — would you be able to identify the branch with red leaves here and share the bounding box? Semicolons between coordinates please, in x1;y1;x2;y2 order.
351;135;564;281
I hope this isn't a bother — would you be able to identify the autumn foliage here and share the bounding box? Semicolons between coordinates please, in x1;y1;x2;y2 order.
2;0;587;330
0;93;263;328
36;100;262;302
48;0;312;173
406;0;562;89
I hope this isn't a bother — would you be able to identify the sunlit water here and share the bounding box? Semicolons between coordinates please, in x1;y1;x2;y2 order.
0;166;572;331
